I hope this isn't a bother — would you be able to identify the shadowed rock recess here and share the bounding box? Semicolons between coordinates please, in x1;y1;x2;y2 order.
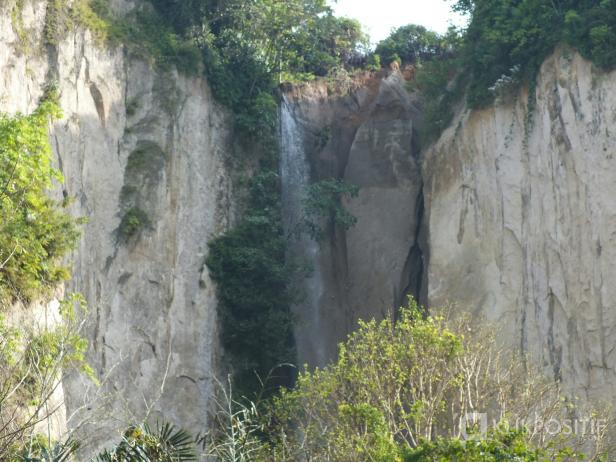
4;0;616;455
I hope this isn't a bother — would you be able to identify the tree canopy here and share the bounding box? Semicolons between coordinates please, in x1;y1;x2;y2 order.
453;0;616;107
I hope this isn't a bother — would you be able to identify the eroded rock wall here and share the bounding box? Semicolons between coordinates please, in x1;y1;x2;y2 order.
1;0;236;451
286;49;616;408
282;72;424;366
424;48;616;402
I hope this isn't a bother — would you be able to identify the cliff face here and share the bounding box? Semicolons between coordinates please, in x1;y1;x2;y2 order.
282;72;425;366
1;1;236;450
285;49;616;405
424;48;616;402
5;0;616;450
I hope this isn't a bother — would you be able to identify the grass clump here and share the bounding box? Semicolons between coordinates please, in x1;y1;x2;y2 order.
118;207;150;239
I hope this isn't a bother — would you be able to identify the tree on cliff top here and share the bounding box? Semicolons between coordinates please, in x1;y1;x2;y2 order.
452;0;616;107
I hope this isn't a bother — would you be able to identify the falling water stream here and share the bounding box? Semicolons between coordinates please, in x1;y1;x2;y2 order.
279;97;326;367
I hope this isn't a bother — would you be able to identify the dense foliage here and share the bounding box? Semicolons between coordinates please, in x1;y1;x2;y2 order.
375;24;449;66
206;173;295;396
195;299;609;461
404;428;582;462
0;93;81;304
454;0;616;107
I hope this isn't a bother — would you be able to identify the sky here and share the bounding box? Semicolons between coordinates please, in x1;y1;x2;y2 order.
329;0;468;45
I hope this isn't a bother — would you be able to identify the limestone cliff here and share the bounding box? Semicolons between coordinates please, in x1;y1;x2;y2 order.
1;0;237;451
281;72;425;367
4;0;616;451
284;48;616;407
425;48;616;402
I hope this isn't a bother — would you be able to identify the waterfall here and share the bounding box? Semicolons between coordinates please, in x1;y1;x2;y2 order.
279;97;325;367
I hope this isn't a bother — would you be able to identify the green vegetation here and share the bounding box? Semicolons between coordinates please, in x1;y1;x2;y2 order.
303;179;360;240
5;299;606;460
198;0;368;395
371;1;616;141
193;298;609;461
0;92;82;304
371;25;465;142
16;436;79;462
375;24;448;66
95;422;197;461
454;0;616;108
117;142;166;242
118;207;151;239
206;173;295;397
404;427;582;462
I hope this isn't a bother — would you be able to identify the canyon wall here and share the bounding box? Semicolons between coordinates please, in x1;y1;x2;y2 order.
425;48;616;402
282;72;425;367
285;49;616;407
1;1;236;451
4;0;616;451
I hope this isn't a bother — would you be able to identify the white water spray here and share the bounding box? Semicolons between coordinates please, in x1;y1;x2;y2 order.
279;97;325;367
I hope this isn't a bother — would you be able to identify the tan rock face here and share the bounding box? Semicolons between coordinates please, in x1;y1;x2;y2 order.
282;72;424;367
287;49;616;410
424;49;616;401
1;1;236;452
5;0;616;451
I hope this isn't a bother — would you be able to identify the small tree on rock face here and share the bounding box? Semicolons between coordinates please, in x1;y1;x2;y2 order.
0;294;93;460
302;178;359;240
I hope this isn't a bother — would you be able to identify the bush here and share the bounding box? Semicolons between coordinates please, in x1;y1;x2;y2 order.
265;298;612;460
302;178;359;240
206;173;295;397
0;95;82;304
118;207;150;239
404;427;582;462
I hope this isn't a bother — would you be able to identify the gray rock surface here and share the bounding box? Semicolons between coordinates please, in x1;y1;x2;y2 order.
1;1;237;452
424;48;616;402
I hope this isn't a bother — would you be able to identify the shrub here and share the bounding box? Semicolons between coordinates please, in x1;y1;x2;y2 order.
0;95;82;304
118;207;150;239
403;427;583;462
266;298;612;460
302;178;359;240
